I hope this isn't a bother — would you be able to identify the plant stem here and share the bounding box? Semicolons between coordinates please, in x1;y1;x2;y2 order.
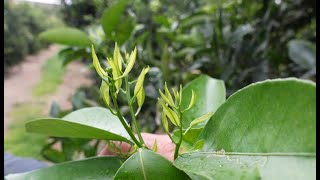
110;82;142;148
174;111;183;160
125;76;145;146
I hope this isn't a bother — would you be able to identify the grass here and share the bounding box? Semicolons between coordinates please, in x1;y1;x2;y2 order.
32;54;65;97
4;102;47;160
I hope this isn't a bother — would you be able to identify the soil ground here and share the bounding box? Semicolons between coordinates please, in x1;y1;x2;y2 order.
4;45;93;136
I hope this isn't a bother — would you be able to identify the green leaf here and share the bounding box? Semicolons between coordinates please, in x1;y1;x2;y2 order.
184;90;195;111
113;43;123;72
41;147;67;163
100;80;110;106
5;156;124;180
118;47;137;79
113;17;135;45
58;47;90;66
161;113;169;134
39;27;92;47
101;0;129;39
190;140;204;151
113;149;190;179
174;152;315;180
174;78;316;179
173;128;203;151
199;78;316;153
107;57;122;92
151;139;158;152
26;107;133;143
92;45;108;78
164;82;175;106
181;75;226;129
159;89;175;107
189;112;214;128
134;67;150;107
288;39;316;70
159;99;180;126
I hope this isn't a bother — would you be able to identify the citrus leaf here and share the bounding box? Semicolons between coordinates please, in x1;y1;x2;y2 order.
26;107;132;143
114;149;190;179
181;75;226;129
39;27;92;47
6;156;124;180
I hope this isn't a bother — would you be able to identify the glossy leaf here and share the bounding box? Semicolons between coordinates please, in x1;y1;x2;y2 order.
174;152;315;180
5;156;124;180
181;75;226;129
39;27;92;47
288;39;316;70
199;78;316;153
114;149;190;179
26;107;132;143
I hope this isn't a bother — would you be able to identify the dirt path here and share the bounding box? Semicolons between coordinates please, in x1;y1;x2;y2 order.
4;45;93;136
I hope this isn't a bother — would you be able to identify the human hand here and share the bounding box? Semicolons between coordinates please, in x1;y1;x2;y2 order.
98;133;175;161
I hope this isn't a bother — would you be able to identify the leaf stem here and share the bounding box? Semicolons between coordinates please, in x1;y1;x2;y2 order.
125;76;145;147
110;81;142;148
174;110;183;160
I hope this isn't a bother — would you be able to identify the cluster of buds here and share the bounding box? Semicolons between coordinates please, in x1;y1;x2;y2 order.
91;43;149;111
158;83;214;142
91;43;213;156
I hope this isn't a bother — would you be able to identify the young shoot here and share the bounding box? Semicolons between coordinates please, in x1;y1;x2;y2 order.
158;83;214;159
91;43;149;149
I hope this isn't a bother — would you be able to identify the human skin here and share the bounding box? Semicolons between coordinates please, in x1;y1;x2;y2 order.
99;133;176;161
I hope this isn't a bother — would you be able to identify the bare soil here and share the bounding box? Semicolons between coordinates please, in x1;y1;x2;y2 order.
4;45;93;136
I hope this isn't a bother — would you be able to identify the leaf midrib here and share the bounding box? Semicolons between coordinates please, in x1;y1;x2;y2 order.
181;152;316;157
138;150;147;180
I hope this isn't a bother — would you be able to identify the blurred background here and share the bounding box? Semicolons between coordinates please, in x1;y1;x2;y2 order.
4;0;316;164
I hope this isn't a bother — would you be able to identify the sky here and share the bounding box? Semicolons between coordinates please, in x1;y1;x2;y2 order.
19;0;61;5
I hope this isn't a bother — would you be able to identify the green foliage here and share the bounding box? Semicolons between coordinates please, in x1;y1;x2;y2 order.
114;149;190;179
26;107;133;143
101;0;133;45
6;156;124;180
174;153;315;180
39;28;92;47
37;0;315;134
4;103;46;160
199;78;315;153
287;39;316;71
7;54;316;179
180;75;226;129
60;0;107;28
6;70;315;179
16;1;315;178
173;78;316;179
4;0;64;74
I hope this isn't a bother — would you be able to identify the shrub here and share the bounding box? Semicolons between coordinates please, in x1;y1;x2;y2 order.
4;0;64;76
